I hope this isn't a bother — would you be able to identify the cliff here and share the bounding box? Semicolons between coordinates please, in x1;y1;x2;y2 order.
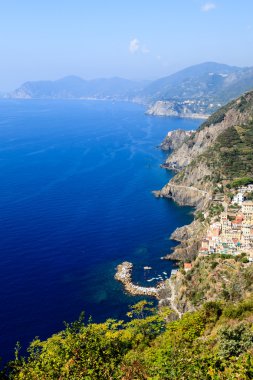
164;92;253;171
160;129;194;151
156;90;253;262
160;255;253;315
146;100;210;119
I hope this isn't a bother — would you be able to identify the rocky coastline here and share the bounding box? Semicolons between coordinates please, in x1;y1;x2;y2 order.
115;123;210;298
146;100;209;119
160;129;194;151
153;183;210;209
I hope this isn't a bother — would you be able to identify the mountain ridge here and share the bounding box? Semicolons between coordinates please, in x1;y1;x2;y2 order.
9;62;253;119
10;76;148;100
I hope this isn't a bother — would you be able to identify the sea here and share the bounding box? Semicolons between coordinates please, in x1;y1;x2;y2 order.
0;99;201;363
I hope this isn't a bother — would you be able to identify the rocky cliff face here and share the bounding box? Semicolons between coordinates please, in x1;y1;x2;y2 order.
162;256;253;315
156;91;253;262
157;90;253;315
166;219;207;262
165;93;253;170
160;130;194;151
154;182;209;209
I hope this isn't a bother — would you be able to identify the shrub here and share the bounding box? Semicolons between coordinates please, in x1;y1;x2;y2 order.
218;323;253;358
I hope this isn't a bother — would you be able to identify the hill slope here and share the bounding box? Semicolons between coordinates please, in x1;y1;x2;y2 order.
10;62;253;117
145;62;253;117
156;90;253;263
2;296;253;379
10;76;147;100
162;90;253;195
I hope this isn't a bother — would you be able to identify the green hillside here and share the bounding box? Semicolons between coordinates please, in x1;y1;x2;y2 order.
141;62;253;104
172;91;253;189
2;296;253;379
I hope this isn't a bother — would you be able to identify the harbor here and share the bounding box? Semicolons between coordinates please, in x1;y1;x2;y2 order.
115;261;165;298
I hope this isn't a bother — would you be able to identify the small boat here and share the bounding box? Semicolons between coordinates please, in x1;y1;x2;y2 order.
144;266;152;270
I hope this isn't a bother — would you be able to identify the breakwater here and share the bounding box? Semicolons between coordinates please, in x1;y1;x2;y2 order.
115;261;164;298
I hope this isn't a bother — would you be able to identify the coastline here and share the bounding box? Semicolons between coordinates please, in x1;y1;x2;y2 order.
114;262;161;298
114;128;204;299
146;112;209;120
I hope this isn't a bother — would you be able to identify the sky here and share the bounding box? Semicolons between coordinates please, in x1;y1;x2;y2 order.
1;0;253;91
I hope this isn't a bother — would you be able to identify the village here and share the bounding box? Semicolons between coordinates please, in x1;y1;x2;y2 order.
115;184;253;298
199;184;253;258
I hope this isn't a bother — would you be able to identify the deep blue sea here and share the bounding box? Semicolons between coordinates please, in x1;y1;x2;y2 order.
0;99;200;362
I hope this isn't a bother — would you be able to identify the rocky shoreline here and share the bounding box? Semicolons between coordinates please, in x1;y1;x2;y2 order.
153;183;210;209
146;101;209;119
115;262;164;298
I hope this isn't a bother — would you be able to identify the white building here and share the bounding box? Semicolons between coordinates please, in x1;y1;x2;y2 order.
239;184;253;194
232;192;244;205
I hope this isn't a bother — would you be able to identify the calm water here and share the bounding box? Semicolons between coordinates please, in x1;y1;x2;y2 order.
0;99;200;362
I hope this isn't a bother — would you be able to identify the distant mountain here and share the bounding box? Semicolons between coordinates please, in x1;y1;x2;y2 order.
142;62;253;102
10;76;148;100
10;62;253;118
143;62;253;117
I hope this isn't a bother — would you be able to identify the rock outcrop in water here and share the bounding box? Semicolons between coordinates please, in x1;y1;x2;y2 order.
154;183;209;209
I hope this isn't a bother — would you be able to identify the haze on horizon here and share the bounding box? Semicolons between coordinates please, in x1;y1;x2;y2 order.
1;0;253;91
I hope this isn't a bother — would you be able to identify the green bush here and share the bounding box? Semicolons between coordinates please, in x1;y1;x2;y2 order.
218;323;253;359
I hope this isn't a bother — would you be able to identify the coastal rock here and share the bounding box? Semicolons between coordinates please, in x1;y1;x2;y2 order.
161;272;196;315
155;183;210;209
163;219;206;262
160;129;194;151
170;220;202;242
146;100;209;119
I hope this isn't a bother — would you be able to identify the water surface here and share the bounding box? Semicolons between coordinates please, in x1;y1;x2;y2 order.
0;99;200;362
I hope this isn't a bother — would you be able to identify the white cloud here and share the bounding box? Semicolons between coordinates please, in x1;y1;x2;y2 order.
129;38;150;54
129;38;140;54
201;2;216;12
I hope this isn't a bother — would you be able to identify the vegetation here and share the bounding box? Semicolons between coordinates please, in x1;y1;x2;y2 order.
188;119;253;191
2;296;253;379
227;177;253;189
209;123;253;181
208;202;224;217
246;191;253;200
195;210;205;221
200;92;253;130
171;256;253;310
200;99;232;129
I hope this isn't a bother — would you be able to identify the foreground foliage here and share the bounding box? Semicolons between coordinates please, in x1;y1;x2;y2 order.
2;297;253;379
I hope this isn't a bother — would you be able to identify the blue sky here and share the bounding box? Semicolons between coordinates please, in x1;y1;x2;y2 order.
1;0;253;90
